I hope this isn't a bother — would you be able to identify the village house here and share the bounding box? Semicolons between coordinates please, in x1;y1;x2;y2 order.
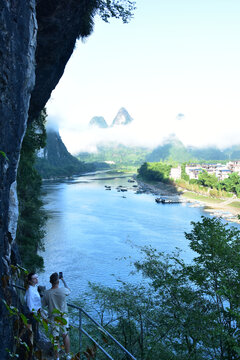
216;169;232;180
170;166;182;180
185;162;239;181
227;160;240;175
185;164;203;179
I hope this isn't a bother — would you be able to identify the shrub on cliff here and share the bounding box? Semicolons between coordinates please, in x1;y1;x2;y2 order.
16;110;47;271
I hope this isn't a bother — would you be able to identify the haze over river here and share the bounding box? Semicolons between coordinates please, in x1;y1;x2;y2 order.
38;171;236;301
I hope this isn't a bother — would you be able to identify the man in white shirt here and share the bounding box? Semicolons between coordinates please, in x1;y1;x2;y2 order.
25;272;42;348
25;273;41;313
42;272;71;360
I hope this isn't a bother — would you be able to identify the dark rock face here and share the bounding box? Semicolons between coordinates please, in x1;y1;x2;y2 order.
0;1;101;357
0;0;125;356
36;128;96;178
89;116;108;128
42;129;77;167
29;0;97;121
0;0;37;357
111;107;133;126
36;128;85;169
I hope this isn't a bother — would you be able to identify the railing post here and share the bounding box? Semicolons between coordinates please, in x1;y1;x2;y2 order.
79;308;82;358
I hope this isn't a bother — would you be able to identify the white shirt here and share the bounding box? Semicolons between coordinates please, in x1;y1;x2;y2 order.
25;285;41;312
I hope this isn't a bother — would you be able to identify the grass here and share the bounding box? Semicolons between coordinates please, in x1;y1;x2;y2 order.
117;165;139;173
182;191;224;204
229;201;240;209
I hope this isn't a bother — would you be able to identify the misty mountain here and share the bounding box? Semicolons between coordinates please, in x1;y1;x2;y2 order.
78;144;150;166
146;137;193;162
78;137;240;168
146;138;232;162
224;144;240;160
146;137;229;162
89;116;108;128
111;107;133;126
35;129;96;178
88;107;133;128
188;147;227;161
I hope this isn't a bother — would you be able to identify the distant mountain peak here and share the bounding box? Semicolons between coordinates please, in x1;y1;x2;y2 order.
111;107;133;126
89;116;108;128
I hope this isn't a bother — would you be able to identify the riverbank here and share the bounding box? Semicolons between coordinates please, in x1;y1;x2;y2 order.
135;177;180;196
181;191;240;223
135;176;240;224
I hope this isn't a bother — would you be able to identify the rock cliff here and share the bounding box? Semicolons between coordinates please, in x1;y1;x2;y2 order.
0;1;135;355
0;1;37;354
36;128;95;177
28;0;97;121
0;0;97;356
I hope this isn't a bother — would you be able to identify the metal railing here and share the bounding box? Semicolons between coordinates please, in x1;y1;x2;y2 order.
11;283;137;360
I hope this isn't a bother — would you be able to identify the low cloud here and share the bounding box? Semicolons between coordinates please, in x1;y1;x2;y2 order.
59;112;240;155
46;116;60;132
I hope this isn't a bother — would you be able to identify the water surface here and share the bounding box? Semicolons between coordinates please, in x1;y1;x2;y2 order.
38;172;222;300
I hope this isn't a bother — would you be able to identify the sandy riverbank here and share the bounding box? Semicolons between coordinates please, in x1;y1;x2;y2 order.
135;178;180;196
135;177;240;224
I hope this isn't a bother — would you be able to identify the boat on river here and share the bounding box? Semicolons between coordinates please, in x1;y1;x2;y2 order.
155;198;181;204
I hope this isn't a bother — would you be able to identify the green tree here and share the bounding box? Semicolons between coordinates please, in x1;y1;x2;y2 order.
87;217;240;359
220;172;240;196
16;110;47;271
181;162;190;181
138;162;172;183
197;170;218;188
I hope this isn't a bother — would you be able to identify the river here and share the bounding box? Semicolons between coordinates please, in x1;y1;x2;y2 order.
38;171;234;301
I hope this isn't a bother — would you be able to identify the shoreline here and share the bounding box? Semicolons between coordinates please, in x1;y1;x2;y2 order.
135;177;240;224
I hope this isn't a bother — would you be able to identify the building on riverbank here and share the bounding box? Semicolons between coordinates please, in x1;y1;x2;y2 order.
185;161;240;180
170;166;181;180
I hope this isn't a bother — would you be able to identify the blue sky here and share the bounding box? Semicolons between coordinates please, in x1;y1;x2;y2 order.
47;0;240;153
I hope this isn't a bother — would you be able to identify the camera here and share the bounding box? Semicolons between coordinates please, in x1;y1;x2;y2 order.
59;272;63;279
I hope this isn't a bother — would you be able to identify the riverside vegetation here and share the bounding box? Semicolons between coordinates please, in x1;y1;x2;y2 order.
15;131;240;358
14;111;240;357
69;217;240;360
8;218;240;359
138;161;240;199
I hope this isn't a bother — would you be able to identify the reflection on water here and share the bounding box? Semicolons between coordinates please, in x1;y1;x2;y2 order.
38;171;224;301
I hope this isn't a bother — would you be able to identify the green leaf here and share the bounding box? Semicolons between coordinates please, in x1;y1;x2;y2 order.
52;308;61;315
0;150;9;161
20;313;28;326
54;316;67;325
42;319;49;332
2;299;17;316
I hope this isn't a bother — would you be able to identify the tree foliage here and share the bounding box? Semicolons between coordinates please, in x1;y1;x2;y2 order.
219;172;240;196
181;162;190;181
97;0;136;23
180;164;240;197
138;162;172;183
197;170;219;189
16;110;47;271
87;217;240;359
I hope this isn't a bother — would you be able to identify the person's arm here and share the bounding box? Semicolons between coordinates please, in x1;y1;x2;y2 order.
41;293;47;308
60;278;71;292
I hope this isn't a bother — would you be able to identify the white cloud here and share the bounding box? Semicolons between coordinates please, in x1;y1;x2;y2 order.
59;109;240;155
46;1;240;154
